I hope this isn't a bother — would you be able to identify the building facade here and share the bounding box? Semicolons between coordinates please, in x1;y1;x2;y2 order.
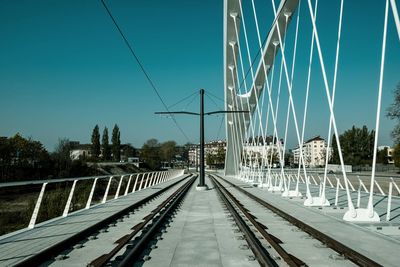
292;136;330;167
188;140;226;167
242;136;284;167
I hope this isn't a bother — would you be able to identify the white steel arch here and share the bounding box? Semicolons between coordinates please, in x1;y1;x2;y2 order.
224;0;300;176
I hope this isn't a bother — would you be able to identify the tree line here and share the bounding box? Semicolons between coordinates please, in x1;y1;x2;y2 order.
140;139;189;170
90;124;121;161
0;134;95;181
329;82;400;168
386;82;400;167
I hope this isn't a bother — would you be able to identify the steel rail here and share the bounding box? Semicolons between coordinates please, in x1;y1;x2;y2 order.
210;175;305;267
117;175;196;266
15;174;192;267
89;175;196;266
215;175;382;267
210;176;279;267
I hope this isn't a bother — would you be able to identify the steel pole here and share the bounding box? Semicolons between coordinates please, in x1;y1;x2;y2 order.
199;89;205;187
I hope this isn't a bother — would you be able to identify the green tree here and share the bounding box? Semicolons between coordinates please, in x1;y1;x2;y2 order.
141;139;161;170
112;124;121;162
376;147;388;165
53;138;72;177
102;127;110;161
387;82;400;143
160;141;176;164
0;134;51;180
393;144;400;168
91;125;101;160
216;146;226;165
329;125;374;166
206;153;216;166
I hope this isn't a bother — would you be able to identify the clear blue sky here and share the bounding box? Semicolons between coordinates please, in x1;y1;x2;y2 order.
0;0;398;151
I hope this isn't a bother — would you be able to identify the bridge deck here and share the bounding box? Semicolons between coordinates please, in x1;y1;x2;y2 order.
1;173;400;266
0;175;187;266
222;175;400;267
141;175;258;267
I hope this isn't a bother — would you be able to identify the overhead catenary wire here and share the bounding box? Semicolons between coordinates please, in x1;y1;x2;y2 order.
100;0;190;142
206;90;225;103
167;90;199;110
183;93;199;111
205;92;223;111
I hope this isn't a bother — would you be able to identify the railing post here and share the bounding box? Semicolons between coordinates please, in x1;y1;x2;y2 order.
139;173;145;190
326;175;334;188
374;180;386;196
335;178;340;206
149;172;155;187
102;176;113;203
357;183;361;208
346;177;356;191
299;174;305;184
152;172;158;186
63;180;77;217
86;178;98;209
124;174;133;196
311;174;318;185
28;182;48;229
155;172;161;184
144;173;150;189
386;181;393;221
115;175;124;199
132;174;140;192
358;176;368;193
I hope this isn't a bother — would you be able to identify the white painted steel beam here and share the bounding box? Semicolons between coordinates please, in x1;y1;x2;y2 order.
224;0;299;176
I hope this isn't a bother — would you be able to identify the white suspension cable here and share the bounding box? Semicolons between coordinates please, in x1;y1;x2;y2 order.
269;16;289;190
306;0;355;216
368;0;389;218
262;45;278;184
281;0;302;194
390;0;400;42
296;0;318;197
321;0;344;202
271;0;311;200
250;0;285;187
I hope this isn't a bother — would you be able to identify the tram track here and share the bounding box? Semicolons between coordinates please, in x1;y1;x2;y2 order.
89;174;196;267
15;174;195;267
210;174;382;267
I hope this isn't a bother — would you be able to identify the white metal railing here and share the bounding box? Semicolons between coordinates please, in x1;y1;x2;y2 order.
234;169;400;223
386;178;400;221
1;169;184;230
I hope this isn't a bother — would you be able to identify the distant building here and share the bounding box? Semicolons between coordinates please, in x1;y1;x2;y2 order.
292;136;331;167
378;145;395;164
242;136;284;167
69;142;137;161
127;157;140;167
188;140;226;167
69;142;92;161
